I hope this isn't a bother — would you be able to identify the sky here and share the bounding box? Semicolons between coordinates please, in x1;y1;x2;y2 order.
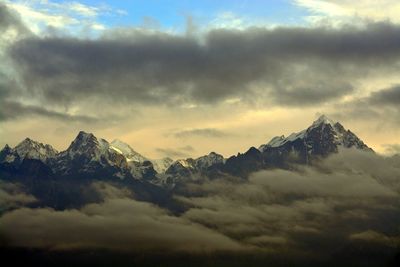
1;0;400;159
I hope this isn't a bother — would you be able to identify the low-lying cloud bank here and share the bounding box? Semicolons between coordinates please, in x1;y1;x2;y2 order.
0;181;36;212
0;197;244;252
0;149;399;264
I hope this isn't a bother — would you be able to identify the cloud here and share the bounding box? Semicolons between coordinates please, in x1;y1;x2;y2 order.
0;3;28;33
180;145;195;152
6;21;400;118
66;2;99;17
294;0;400;25
349;230;398;246
383;144;400;155
369;85;400;106
155;145;195;158
0;150;399;265
2;0;118;35
0;100;99;122
3;6;400;129
0;184;244;252
251;168;395;197
333;85;400;124
174;128;229;138
0;3;30;51
156;148;191;158
0;182;37;212
175;149;400;260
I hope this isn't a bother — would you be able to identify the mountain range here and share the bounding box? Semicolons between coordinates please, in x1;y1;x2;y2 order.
0;115;373;208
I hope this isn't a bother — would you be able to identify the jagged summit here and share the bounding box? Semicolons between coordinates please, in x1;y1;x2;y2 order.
164;151;225;183
259;115;371;157
109;139;177;178
195;152;225;170
262;115;340;149
70;131;98;146
16;137;37;148
2;144;11;151
1;121;373;187
311;114;336;127
0;137;58;165
14;137;58;162
77;130;95;138
64;131;107;159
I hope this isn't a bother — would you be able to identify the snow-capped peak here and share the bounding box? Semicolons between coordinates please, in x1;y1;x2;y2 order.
14;137;58;162
310;114;336;128
259;115;370;153
195;152;225;170
110;139;148;163
260;115;336;151
67;131;100;153
176;159;194;168
74;131;96;143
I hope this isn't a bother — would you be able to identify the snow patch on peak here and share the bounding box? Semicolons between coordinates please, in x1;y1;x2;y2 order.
176;159;194;168
267;135;286;147
258;115;371;154
259;115;347;152
195;152;225;170
151;157;174;173
14;138;58;162
67;131;100;154
311;115;336;128
259;131;305;151
110;139;130;151
110;139;147;163
286;129;306;142
76;131;96;141
110;146;123;155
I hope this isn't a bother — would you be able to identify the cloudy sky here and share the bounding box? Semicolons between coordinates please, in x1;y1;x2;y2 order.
1;0;400;159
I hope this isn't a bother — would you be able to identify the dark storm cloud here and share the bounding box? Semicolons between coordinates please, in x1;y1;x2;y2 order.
272;81;353;106
8;22;400;114
369;85;400;106
0;100;99;122
0;181;37;212
174;128;228;138
333;85;400;124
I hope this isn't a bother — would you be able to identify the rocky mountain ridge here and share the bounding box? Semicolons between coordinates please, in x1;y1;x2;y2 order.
0;115;373;186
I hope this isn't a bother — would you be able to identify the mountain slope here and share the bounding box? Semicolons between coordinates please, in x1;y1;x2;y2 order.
52;131;131;178
259;115;370;155
0;115;373;185
164;152;226;185
222;115;372;176
110;139;148;163
151;157;174;173
0;138;58;165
